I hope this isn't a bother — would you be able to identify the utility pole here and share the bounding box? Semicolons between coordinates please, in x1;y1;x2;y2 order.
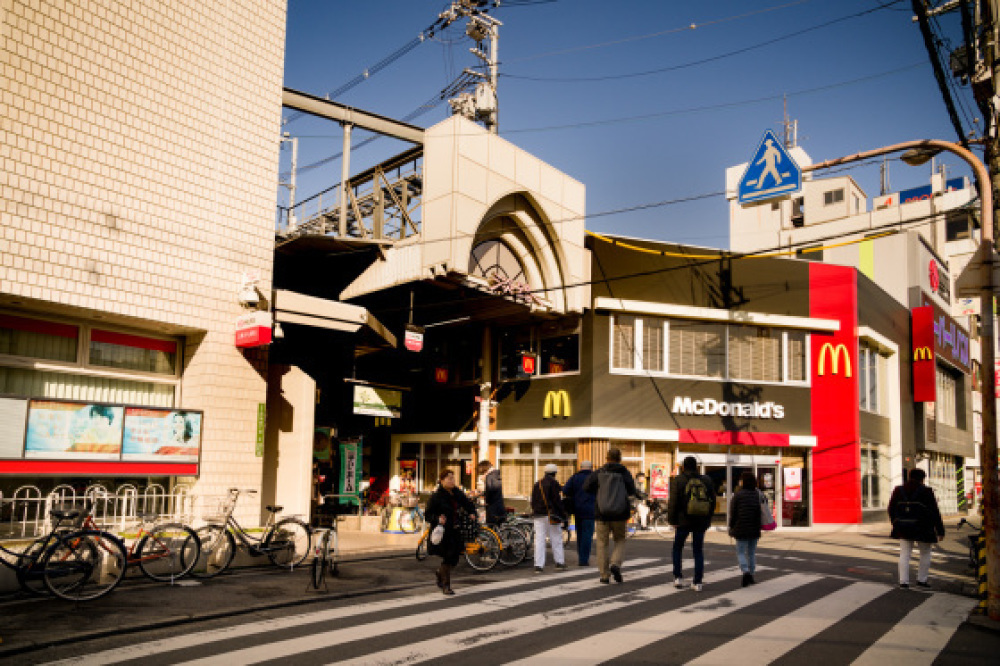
279;133;298;231
446;1;501;133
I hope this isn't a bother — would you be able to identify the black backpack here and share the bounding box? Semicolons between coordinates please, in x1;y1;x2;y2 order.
894;488;928;536
596;470;629;517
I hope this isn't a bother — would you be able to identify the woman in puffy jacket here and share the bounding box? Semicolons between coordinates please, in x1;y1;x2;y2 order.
728;471;762;587
424;469;476;595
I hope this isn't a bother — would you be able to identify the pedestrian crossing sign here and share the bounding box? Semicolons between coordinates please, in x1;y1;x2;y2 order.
737;129;802;204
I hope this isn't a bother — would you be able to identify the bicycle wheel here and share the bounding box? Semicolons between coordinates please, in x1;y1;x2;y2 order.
15;537;53;595
652;511;673;538
137;523;201;582
42;530;127;602
399;509;416;534
497;526;528;567
190;525;235;578
415;530;429;561
464;527;501;572
266;518;311;568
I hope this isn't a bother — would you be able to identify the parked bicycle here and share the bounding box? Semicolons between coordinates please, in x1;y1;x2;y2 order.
191;488;311;578
398;498;425;534
957;517;985;571
0;506;128;601
75;497;200;582
310;526;338;589
627;498;671;539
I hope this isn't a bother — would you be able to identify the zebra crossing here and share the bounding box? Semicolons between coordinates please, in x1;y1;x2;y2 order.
43;557;976;666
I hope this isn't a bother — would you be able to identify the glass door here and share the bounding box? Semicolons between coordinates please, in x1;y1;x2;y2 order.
757;466;778;525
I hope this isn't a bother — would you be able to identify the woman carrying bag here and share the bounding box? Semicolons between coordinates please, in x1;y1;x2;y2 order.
424;469;476;595
728;472;763;587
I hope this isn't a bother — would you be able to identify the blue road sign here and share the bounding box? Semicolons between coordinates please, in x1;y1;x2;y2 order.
737;130;802;204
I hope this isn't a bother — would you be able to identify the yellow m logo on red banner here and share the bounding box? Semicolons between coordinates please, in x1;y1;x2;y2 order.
817;343;852;377
543;390;571;419
913;346;933;361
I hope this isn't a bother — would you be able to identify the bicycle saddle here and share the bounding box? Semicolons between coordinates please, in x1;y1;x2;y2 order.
265;505;283;513
50;507;81;521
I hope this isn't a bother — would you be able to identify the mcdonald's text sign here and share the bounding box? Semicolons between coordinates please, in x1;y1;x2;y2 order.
912;306;936;402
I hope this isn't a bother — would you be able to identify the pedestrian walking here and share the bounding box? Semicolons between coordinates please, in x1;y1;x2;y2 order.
888;468;945;590
563;460;596;566
476;459;505;526
634;472;650;530
424;469;477;595
583;448;637;584
728;471;762;587
667;456;716;591
531;463;568;573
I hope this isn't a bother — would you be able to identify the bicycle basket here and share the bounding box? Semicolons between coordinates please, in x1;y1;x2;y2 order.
202;494;237;524
457;516;479;543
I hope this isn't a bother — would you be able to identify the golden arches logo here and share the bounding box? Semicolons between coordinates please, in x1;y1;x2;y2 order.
543;390;571;419
817;343;852;377
913;346;933;361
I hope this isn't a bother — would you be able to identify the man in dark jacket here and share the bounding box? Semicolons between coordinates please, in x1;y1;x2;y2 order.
476;459;505;526
888;468;945;589
531;464;567;573
667;456;716;591
562;460;596;566
583;448;636;584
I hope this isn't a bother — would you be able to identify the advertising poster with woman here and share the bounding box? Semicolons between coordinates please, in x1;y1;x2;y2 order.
122;408;202;462
24;400;124;460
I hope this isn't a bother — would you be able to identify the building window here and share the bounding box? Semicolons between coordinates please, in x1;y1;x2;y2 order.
497;442;577;497
946;211;972;241
791;197;804;227
498;320;581;380
88;329;178;375
669;321;725;379
936;365;958;426
612;316;808;385
824;189;844;206
853;194;861;214
858;343;882;414
0;314;79;363
861;442;889;509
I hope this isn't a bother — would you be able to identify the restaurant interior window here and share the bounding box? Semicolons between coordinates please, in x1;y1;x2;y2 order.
861;442;889;509
89;329;178;375
935;365;958;427
728;325;781;382
786;330;808;382
668;321;725;378
611;315;635;370
858;343;881;414
499;320;580;380
640;317;664;372
0;314;78;363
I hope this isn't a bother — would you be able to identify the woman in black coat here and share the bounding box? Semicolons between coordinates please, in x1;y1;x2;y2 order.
423;469;476;595
888;468;945;589
728;472;762;587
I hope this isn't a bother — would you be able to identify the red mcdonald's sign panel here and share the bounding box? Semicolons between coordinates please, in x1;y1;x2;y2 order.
912;306;936;402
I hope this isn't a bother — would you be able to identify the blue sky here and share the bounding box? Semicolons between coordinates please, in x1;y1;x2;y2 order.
282;0;978;249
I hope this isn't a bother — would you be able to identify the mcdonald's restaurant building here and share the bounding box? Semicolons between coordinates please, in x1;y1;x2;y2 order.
383;231;974;528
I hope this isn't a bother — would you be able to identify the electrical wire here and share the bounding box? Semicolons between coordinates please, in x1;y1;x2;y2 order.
500;1;905;83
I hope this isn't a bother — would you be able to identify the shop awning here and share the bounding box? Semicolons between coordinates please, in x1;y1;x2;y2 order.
273;289;397;348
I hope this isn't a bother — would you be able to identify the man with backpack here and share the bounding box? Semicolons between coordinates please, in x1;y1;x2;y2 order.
667;456;716;591
583;448;637;584
888;468;945;590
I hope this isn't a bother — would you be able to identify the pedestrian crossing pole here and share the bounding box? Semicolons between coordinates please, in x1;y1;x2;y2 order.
805;139;1000;621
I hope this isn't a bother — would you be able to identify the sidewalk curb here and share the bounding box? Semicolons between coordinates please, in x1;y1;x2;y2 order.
0;578;431;658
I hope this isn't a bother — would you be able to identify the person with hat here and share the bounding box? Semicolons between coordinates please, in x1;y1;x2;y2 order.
562;460;596;566
530;463;568;573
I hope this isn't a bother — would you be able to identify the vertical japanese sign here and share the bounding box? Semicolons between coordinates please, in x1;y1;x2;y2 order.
912;306;936;402
340;440;362;505
255;403;266;457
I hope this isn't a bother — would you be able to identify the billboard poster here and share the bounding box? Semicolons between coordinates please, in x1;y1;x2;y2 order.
122;408;202;462
649;463;670;499
25;400;124;460
783;467;802;502
352;385;402;418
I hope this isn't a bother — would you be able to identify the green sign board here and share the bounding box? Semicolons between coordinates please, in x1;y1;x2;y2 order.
255;403;266;457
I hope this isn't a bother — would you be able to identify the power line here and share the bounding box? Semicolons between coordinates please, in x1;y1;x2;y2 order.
499;1;904;83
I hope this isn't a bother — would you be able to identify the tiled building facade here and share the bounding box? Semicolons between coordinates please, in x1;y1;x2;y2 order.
1;1;287;507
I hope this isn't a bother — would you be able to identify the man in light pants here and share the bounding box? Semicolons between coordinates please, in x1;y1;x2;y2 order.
888;467;945;590
530;463;567;573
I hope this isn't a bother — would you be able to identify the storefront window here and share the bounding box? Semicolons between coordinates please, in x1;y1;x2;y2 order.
728;326;781;382
935;366;958;426
861;442;889;509
497;441;576;497
0;314;78;363
498;320;580;380
858;343;883;414
669;321;725;378
89;329;178;375
0;367;175;407
927;454;958;515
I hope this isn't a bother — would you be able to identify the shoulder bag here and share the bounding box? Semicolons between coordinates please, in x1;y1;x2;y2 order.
759;490;777;531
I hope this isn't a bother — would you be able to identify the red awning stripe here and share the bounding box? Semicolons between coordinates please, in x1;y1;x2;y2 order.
677;429;791;447
0;314;78;339
91;329;177;354
0;460;197;476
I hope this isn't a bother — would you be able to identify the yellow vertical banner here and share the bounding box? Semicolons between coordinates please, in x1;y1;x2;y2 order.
859;239;874;280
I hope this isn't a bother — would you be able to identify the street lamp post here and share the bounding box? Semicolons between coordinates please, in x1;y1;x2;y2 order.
803;140;999;620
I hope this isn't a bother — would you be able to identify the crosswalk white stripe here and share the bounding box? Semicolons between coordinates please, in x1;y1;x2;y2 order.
43;557;657;666
686;582;890;665
329;566;754;666
175;563;681;666
503;573;822;666
851;592;977;666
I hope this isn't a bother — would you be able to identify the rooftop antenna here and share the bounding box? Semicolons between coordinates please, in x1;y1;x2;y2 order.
446;0;501;133
880;157;890;196
781;96;798;149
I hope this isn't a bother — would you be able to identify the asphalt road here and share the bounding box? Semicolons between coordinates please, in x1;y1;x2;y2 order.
4;526;999;665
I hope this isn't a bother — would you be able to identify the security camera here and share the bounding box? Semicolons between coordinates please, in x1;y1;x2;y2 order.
238;285;260;308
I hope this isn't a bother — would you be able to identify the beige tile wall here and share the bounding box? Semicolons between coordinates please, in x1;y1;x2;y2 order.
0;0;288;507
